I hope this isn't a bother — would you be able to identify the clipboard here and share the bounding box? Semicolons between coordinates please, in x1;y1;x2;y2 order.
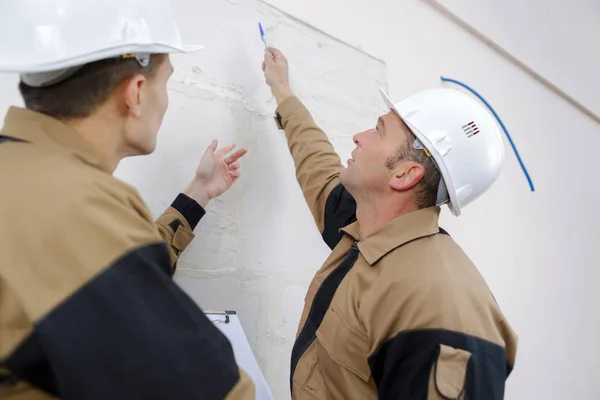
205;311;275;400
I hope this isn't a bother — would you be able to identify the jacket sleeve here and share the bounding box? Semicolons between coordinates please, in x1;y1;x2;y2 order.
361;276;514;400
155;193;206;275
4;185;255;400
275;96;356;249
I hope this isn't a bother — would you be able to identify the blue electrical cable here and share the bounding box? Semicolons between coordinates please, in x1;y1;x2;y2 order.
440;76;535;192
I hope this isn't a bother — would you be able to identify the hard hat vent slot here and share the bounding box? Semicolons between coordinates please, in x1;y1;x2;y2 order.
462;121;479;138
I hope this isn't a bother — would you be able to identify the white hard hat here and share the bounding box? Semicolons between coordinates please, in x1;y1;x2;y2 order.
380;88;505;216
0;0;202;86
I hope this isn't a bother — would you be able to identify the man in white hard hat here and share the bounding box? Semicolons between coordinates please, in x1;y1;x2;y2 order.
0;1;255;399
262;48;517;399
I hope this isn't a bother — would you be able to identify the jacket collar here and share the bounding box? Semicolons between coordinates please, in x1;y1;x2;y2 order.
1;106;111;173
341;207;441;265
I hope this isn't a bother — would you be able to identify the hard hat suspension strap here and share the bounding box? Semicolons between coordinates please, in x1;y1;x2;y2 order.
121;53;151;67
413;138;450;206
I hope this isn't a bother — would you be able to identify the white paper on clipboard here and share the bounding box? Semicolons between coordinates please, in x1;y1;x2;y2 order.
206;311;275;400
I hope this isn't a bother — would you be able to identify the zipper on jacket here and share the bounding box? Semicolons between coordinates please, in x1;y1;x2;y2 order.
289;242;360;391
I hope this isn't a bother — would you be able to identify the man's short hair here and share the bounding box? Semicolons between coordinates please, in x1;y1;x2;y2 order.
386;129;442;209
19;54;167;121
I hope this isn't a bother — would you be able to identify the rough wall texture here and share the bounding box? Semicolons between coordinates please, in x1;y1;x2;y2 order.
114;1;387;398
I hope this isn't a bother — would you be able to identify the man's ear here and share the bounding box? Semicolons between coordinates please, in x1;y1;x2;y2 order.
122;74;146;118
389;162;425;192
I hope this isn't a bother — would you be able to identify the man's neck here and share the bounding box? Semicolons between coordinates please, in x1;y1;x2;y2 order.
66;114;125;173
355;196;417;240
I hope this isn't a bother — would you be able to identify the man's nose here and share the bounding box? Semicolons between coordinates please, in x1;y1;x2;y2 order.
353;130;366;145
353;129;372;145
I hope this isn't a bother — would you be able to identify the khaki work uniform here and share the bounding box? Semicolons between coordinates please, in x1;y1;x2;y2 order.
0;107;254;399
274;96;518;400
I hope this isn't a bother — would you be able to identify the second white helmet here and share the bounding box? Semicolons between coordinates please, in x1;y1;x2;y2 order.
380;88;505;216
0;0;202;85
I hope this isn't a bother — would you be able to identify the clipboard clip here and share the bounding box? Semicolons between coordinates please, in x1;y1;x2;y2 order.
205;310;236;324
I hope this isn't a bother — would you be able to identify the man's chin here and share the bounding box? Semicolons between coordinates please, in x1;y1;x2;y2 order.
127;149;153;158
127;140;157;157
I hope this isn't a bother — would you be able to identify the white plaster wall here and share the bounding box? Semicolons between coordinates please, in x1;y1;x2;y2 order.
260;0;600;399
112;2;387;398
436;0;600;117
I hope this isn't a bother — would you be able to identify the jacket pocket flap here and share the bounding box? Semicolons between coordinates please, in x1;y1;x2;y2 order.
434;344;471;399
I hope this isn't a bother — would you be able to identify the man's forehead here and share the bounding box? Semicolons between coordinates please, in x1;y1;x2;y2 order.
380;110;413;137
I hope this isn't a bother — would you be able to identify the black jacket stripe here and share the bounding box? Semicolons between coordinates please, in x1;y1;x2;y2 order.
322;184;357;249
6;243;240;399
289;243;360;390
368;329;510;400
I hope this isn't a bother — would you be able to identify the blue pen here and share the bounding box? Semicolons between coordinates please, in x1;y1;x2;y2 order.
259;22;268;51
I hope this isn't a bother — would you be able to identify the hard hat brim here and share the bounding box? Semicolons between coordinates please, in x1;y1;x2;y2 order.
0;44;204;73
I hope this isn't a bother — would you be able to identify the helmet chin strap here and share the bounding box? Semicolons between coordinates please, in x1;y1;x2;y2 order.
435;178;450;206
20;52;151;88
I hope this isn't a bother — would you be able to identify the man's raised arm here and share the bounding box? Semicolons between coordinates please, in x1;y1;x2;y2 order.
263;48;357;249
